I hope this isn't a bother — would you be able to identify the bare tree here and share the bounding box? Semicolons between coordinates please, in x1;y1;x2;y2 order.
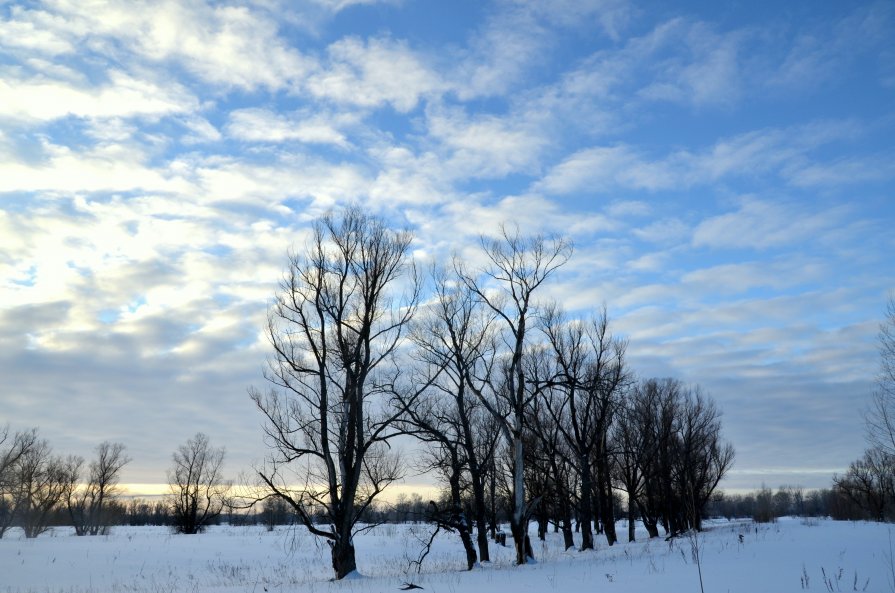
837;296;895;522
675;388;735;532
15;439;79;538
524;383;577;550
67;442;130;535
834;447;895;521
539;307;628;548
613;381;653;542
617;379;733;536
251;206;423;579
0;426;37;538
457;225;572;565
168;433;228;534
867;295;895;455
402;266;498;564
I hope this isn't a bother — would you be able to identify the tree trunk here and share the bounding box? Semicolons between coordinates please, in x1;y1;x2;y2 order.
579;459;595;550
471;475;490;562
596;456;617;546
638;501;660;538
449;469;478;570
562;517;575;550
331;538;357;579
627;500;636;542
458;519;477;571
537;508;548;541
511;432;531;565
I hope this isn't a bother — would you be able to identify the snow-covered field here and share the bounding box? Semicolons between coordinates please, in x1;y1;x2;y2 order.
2;518;892;593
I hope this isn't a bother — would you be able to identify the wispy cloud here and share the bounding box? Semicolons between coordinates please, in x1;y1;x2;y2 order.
535;119;886;195
308;36;445;111
226;108;355;147
692;198;849;250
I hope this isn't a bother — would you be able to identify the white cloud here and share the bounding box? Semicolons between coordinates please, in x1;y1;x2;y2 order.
308;0;403;12
226;108;353;147
680;258;824;295
308;37;445;112
535;119;877;195
419;194;614;252
0;69;197;122
188;154;370;209
178;115;223;145
425;106;549;179
766;2;894;91
0;140;194;194
7;1;314;92
632;218;690;244
606;200;651;218
535;145;674;194
637;22;745;107
0;14;75;55
450;0;635;101
784;154;895;187
692;198;847;250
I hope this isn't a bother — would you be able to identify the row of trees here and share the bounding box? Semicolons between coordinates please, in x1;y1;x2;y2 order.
0;427;231;538
0;428;129;538
249;207;736;579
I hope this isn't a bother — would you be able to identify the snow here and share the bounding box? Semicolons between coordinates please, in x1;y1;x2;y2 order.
1;518;892;593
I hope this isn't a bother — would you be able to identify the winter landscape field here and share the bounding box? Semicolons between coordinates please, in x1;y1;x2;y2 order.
2;518;892;593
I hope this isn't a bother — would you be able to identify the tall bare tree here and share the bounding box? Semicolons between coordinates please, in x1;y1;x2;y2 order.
403;266;498;564
67;441;130;536
675;388;735;531
867;295;895;455
840;295;895;521
539;307;628;548
168;433;228;534
613;381;652;542
457;225;572;565
251;206;422;579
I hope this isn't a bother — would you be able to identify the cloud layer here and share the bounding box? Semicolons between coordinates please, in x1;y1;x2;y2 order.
1;0;893;491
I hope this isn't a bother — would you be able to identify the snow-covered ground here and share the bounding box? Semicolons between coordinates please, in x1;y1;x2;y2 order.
2;518;892;593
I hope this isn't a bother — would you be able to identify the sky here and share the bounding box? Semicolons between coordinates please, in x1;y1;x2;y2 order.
1;0;893;497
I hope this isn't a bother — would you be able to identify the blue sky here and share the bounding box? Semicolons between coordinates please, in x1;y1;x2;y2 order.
1;0;893;494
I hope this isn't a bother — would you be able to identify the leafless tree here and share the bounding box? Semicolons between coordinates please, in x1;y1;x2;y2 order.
15;439;79;538
867;296;895;455
457;225;572;565
67;442;130;535
168;432;228;534
0;426;37;538
538;306;628;548
251;206;423;579
613;382;653;542
834;447;895;521
675;388;735;531
524;384;577;550
402;266;498;564
838;296;895;522
615;379;733;537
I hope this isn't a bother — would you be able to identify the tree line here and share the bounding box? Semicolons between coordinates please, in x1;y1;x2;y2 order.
0;427;233;537
249;206;735;578
0;430;129;538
